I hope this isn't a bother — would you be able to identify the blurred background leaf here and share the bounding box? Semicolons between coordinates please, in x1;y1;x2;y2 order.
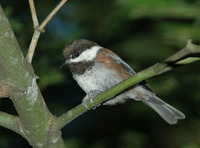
0;0;200;147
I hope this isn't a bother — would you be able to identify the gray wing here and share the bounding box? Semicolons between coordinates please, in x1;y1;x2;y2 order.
105;50;154;92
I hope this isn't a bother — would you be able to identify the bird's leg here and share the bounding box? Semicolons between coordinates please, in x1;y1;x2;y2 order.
82;89;102;110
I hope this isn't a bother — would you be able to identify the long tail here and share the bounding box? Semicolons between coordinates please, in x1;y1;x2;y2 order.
142;95;185;124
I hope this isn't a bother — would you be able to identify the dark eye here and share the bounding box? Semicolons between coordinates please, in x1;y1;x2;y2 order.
72;52;80;59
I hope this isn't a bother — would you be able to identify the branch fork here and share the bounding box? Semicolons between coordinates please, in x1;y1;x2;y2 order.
26;0;68;63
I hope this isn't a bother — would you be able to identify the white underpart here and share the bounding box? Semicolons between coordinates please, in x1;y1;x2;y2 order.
73;63;122;93
69;46;102;63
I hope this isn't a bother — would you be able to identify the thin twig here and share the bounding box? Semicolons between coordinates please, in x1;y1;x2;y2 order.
26;0;68;63
26;0;40;63
26;30;41;63
165;39;200;63
28;0;39;28
39;0;68;31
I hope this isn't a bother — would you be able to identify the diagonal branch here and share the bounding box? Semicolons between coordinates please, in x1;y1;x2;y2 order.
54;40;200;130
39;0;68;31
26;0;68;63
26;30;41;63
165;39;200;63
0;111;26;139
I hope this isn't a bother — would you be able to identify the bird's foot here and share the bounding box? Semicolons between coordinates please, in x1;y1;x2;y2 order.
82;90;102;110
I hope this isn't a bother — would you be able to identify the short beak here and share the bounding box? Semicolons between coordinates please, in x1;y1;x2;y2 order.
59;60;69;69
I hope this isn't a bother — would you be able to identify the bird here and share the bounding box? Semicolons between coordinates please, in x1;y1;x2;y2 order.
61;39;185;124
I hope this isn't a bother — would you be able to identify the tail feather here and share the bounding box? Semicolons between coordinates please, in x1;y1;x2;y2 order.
143;95;185;124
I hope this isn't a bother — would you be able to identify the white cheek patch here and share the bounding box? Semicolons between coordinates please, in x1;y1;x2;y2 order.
69;46;102;63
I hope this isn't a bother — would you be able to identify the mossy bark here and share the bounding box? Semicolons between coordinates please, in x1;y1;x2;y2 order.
0;5;65;148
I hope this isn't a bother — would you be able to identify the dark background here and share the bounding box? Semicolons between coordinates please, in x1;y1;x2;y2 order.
1;0;200;147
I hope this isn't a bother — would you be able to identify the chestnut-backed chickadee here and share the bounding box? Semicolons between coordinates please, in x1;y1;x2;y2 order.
61;39;185;124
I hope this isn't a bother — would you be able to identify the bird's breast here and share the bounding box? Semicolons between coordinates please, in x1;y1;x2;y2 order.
73;62;123;93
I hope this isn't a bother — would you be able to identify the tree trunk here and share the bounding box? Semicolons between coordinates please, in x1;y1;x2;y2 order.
0;5;65;148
